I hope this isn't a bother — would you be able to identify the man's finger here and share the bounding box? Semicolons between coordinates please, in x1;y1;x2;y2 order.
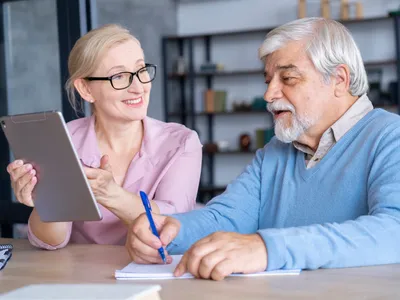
131;248;167;264
174;252;189;277
210;258;234;281
198;249;227;279
130;235;164;260
132;216;163;249
159;220;180;246
186;241;218;278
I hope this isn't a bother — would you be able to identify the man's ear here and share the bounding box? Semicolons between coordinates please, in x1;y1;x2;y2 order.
74;79;95;103
334;64;351;97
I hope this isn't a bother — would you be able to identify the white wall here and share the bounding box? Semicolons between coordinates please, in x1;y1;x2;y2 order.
176;0;399;187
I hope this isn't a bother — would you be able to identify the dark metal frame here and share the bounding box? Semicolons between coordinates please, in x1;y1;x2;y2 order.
0;0;92;237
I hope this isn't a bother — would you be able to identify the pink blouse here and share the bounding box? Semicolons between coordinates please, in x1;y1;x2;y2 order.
28;116;202;249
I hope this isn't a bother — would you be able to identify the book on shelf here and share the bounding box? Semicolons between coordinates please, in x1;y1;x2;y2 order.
204;89;227;113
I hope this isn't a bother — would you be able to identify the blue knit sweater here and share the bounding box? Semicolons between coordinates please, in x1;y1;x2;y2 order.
167;109;400;270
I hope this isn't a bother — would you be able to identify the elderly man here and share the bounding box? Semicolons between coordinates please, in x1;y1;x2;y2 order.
126;17;400;280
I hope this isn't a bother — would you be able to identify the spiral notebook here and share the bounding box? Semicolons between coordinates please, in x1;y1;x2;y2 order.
0;244;13;271
115;255;301;280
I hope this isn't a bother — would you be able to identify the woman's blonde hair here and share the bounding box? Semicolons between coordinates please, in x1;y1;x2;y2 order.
65;24;140;113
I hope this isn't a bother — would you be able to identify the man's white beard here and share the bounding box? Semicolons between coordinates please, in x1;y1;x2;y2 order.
267;100;314;143
274;114;312;143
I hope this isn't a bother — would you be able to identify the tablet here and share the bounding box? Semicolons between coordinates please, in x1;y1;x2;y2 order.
0;111;102;222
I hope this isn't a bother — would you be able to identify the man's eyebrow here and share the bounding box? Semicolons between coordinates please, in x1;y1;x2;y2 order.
264;64;300;78
277;64;300;72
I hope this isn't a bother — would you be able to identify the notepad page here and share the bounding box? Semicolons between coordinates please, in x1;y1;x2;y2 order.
116;255;192;279
115;255;300;279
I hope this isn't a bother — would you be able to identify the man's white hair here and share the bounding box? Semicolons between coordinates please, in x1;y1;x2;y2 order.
258;17;368;96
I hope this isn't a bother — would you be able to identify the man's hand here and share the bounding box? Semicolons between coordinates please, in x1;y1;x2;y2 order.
126;213;181;264
174;232;268;281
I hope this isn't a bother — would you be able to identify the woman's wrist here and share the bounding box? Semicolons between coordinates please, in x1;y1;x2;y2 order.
104;189;142;225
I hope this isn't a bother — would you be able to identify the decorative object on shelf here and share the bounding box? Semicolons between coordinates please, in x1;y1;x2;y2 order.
204;89;227;113
321;0;330;18
174;56;186;75
239;133;252;152
340;0;349;20
200;62;224;73
232;101;252;112
341;0;364;20
388;7;400;17
251;97;267;111
298;0;307;18
204;142;218;153
256;128;275;149
216;140;230;152
355;2;363;19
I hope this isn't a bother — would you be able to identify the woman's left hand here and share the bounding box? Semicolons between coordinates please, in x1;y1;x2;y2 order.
83;155;124;208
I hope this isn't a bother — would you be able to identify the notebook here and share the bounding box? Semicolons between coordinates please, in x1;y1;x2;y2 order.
0;284;161;300
0;244;13;270
115;255;301;279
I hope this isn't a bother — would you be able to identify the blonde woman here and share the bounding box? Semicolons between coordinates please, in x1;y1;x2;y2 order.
6;24;202;250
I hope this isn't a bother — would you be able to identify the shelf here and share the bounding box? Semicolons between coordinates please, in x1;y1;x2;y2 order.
168;69;263;79
364;59;397;68
169;110;269;117
204;150;257;155
165;16;392;40
168;59;397;79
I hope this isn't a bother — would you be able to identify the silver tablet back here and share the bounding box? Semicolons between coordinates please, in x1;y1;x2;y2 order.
0;111;102;222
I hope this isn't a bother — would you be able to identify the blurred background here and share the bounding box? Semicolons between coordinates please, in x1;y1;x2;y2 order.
0;0;399;238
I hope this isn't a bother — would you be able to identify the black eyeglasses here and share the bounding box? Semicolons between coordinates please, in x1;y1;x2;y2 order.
85;63;156;90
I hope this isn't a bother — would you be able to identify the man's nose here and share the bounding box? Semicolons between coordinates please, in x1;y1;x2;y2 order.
264;79;282;103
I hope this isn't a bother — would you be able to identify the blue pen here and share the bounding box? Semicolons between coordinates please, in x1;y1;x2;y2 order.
139;191;167;264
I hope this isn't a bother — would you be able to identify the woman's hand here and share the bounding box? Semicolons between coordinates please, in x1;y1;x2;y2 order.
83;155;124;208
7;160;37;207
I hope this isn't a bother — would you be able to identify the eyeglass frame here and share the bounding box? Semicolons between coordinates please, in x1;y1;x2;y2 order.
85;63;157;90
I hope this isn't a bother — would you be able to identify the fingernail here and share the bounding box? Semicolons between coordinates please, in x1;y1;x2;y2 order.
30;169;36;176
16;160;23;166
166;256;172;264
25;164;32;171
174;267;182;277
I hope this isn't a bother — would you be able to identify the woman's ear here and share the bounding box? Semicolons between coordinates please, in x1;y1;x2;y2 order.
74;79;95;103
334;64;351;97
